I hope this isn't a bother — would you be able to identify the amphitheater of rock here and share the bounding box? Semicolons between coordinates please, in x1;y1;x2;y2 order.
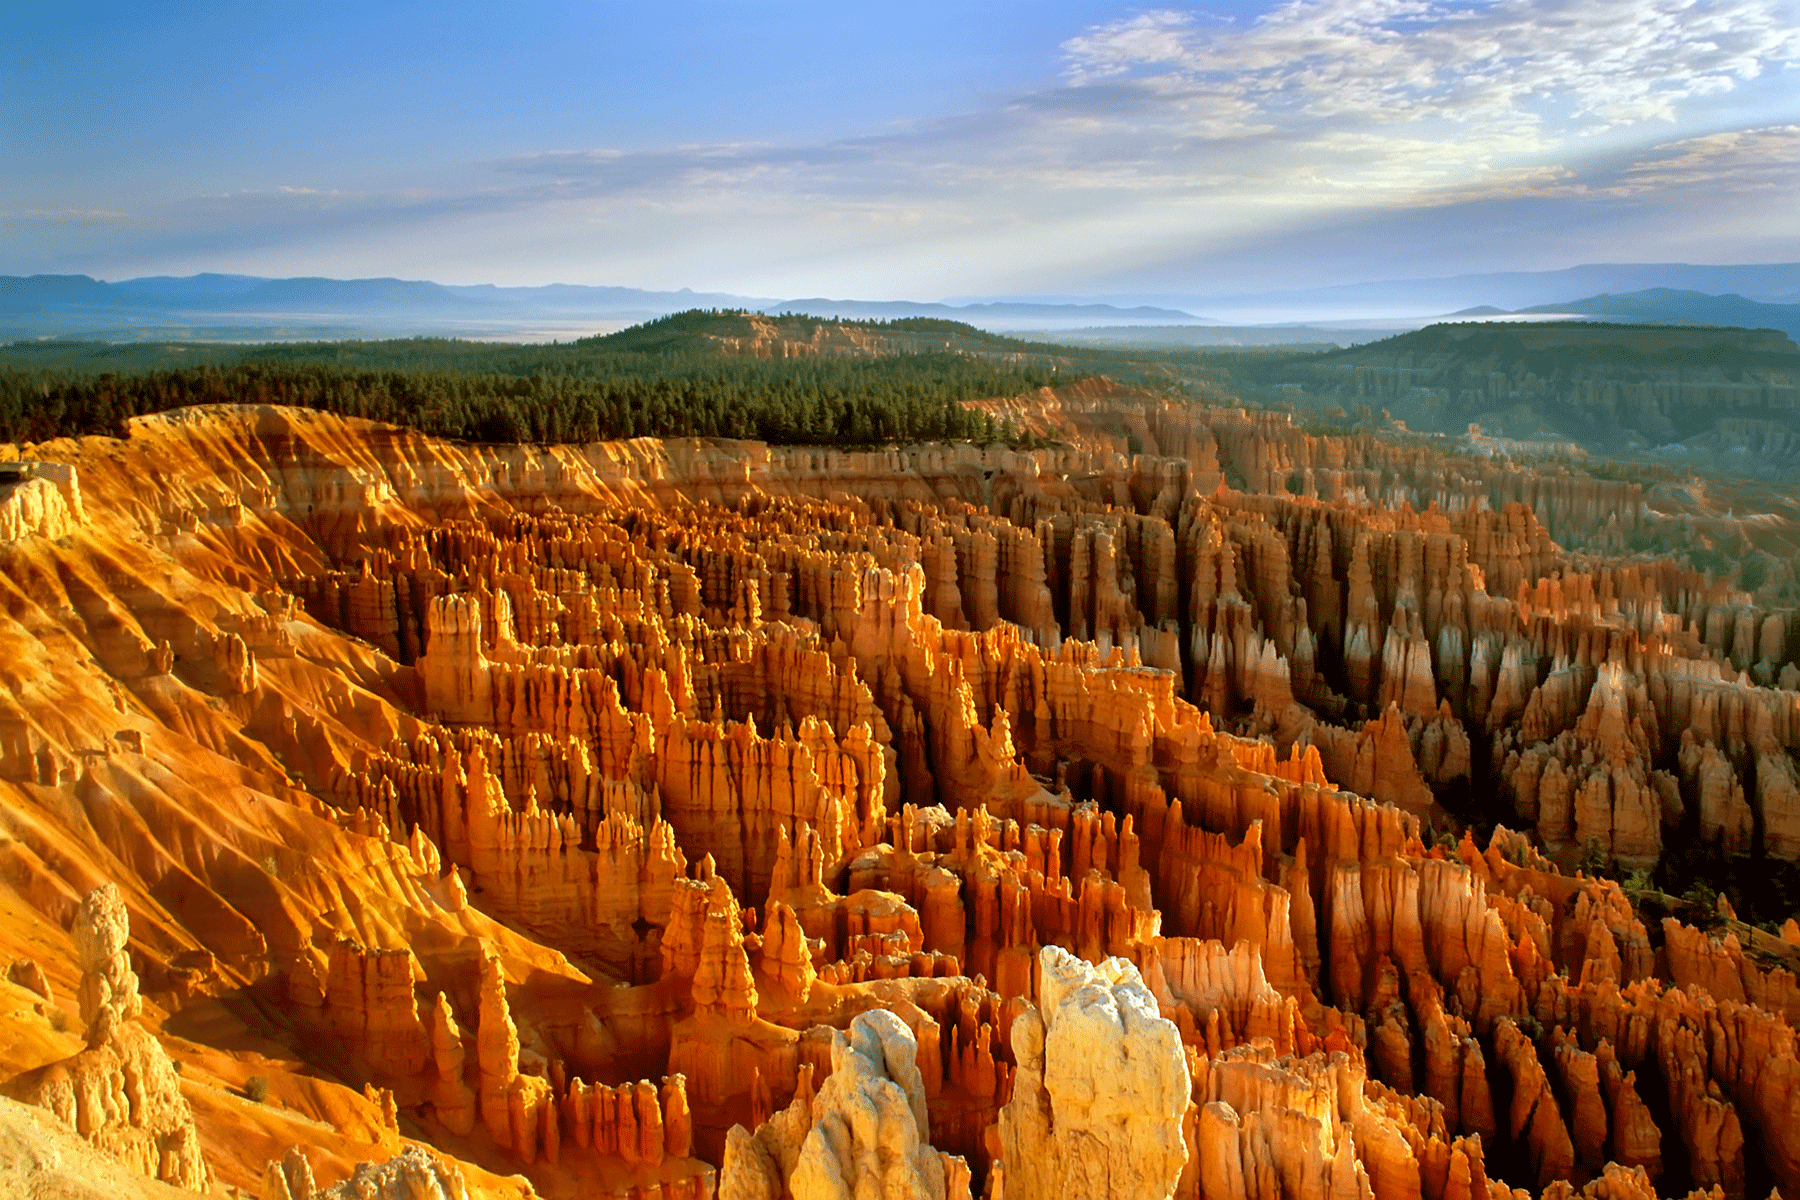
0;388;1796;1200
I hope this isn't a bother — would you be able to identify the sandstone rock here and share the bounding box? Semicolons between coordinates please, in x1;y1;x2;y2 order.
1494;1018;1575;1190
263;1146;319;1200
719;1009;963;1200
0;1094;194;1200
1597;1041;1661;1182
8;957;53;1004
71;885;140;1049
10;396;1800;1200
10;886;208;1192
297;1145;469;1200
997;946;1189;1200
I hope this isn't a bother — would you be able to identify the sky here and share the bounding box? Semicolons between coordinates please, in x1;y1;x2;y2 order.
3;0;1798;300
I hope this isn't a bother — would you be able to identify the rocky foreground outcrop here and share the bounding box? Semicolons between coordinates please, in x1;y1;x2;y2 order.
719;1008;969;1200
265;1144;470;1200
0;396;1794;1200
997;946;1190;1200
0;1093;196;1200
5;885;208;1190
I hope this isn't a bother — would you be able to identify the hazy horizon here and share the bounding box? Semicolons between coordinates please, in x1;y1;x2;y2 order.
9;260;1800;341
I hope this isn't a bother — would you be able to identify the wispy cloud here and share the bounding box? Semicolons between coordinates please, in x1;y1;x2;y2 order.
10;0;1797;291
1612;124;1800;192
3;207;137;222
1063;0;1800;130
484;0;1799;215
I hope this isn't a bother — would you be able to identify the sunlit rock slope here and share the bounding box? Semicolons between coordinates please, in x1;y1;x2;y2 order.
0;390;1796;1200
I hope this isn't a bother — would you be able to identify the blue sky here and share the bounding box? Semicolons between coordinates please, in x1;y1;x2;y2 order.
4;0;1797;298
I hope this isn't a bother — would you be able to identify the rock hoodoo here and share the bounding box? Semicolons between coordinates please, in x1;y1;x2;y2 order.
720;1009;969;1200
0;394;1796;1199
997;945;1190;1200
8;886;208;1191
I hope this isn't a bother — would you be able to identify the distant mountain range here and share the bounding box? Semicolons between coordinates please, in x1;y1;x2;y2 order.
1503;289;1800;340
1152;262;1800;323
5;264;1800;345
1007;324;1396;349
0;273;1198;340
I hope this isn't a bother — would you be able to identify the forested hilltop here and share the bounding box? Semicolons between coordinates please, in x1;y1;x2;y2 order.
0;309;1291;446
1274;321;1800;473
0;311;1101;446
16;311;1800;465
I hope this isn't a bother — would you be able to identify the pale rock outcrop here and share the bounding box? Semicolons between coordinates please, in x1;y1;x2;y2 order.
263;1147;319;1200
8;886;209;1192
720;1123;783;1200
997;946;1191;1200
0;461;85;541
7;956;53;1004
265;1144;469;1200
718;1009;967;1200
0;1093;194;1200
72;884;141;1047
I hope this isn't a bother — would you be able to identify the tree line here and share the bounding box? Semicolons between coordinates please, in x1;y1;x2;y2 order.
0;323;1064;447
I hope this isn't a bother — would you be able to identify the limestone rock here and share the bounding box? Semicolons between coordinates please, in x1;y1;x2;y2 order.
10;886;208;1192
263;1146;318;1200
271;1144;469;1200
719;1009;963;1200
0;1094;194;1200
1494;1018;1575;1189
71;885;140;1049
997;945;1190;1200
8;957;53;1004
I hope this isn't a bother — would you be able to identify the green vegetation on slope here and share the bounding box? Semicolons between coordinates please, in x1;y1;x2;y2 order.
0;309;1159;378
1308;319;1799;371
0;310;1294;446
1223;320;1800;472
0;310;1106;446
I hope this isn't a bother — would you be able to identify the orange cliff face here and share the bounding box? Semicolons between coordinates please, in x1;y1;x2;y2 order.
0;398;1794;1200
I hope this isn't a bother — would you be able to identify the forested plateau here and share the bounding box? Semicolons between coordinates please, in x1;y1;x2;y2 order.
1266;323;1800;479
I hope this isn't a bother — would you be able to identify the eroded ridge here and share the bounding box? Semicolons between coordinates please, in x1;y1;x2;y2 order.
0;399;1795;1200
